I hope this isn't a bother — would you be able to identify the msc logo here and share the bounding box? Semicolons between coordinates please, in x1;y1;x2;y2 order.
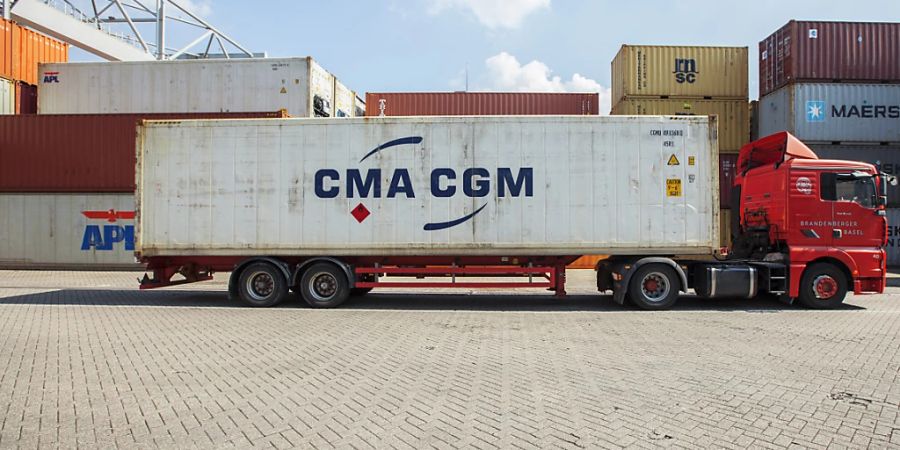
673;58;698;84
806;101;826;122
42;71;60;83
81;209;135;251
314;137;534;231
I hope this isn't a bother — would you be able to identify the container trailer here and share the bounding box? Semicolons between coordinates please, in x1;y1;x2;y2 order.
134;116;887;310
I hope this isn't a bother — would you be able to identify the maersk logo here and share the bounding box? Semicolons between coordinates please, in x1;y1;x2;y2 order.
806;100;826;122
314;137;534;231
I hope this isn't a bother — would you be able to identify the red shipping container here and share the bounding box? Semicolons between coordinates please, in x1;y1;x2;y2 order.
0;111;288;192
759;20;900;97
720;154;738;209
365;92;599;116
14;81;36;114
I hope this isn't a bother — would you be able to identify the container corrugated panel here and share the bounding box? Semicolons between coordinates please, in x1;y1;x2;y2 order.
14;81;36;114
887;208;900;266
38;57;340;117
309;60;335;117
809;144;900;207
0;77;13;114
719;153;738;209
137;116;719;257
364;92;599;116
760;21;900;97
611;98;749;151
611;45;748;103
333;78;354;118
0;193;139;269
1;18;68;85
0;111;288;192
758;83;900;144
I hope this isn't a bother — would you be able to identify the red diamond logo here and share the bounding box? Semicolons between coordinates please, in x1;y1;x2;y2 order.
351;203;370;223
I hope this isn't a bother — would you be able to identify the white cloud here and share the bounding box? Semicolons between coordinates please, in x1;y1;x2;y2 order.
177;0;213;17
483;52;611;114
428;0;550;29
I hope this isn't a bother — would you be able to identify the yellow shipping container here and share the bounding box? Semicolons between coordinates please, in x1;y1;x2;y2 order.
611;45;748;103
611;98;749;152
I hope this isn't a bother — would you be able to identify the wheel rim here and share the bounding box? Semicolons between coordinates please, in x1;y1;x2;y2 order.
813;275;838;299
245;271;275;301
308;272;338;301
640;272;670;303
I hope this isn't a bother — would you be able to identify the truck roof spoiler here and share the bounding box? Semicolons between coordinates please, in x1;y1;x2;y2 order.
735;131;818;182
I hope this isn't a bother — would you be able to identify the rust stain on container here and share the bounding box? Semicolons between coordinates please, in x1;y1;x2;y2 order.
611;98;749;151
611;45;748;103
0;17;68;85
365;92;599;116
0;111;288;193
759;20;900;97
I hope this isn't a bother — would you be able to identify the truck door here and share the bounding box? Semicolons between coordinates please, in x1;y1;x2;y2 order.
820;172;883;248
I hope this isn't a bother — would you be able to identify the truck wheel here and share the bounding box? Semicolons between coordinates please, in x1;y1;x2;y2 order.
628;264;680;310
299;263;350;308
237;262;289;307
798;263;847;309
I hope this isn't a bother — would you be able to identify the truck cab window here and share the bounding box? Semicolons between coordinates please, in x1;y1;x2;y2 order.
820;172;876;208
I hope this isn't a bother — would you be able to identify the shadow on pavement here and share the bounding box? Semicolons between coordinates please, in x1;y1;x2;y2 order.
0;289;865;312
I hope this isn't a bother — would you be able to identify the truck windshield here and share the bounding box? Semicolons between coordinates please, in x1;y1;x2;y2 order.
833;175;876;208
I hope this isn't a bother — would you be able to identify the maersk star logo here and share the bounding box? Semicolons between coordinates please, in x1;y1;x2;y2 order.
806;100;826;122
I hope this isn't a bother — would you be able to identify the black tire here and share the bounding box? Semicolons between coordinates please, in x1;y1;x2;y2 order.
627;264;680;310
299;263;350;308
236;262;289;307
797;263;847;309
351;287;373;296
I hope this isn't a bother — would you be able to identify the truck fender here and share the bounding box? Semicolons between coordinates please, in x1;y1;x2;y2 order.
229;257;293;299
615;257;689;305
292;257;355;289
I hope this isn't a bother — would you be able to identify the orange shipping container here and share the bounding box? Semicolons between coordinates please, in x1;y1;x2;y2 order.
0;17;68;85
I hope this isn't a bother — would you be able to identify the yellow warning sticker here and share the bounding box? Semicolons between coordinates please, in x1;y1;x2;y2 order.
688;156;695;166
280;87;288;94
666;178;682;197
667;154;680;166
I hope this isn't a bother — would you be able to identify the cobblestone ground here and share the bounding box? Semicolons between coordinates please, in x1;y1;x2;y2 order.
0;270;899;449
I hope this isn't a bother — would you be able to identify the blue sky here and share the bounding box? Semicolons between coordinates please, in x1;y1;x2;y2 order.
69;0;900;112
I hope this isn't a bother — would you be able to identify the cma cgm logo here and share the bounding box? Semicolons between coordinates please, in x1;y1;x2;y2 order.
42;71;60;83
673;58;698;84
807;100;900;122
81;209;135;251
313;137;534;230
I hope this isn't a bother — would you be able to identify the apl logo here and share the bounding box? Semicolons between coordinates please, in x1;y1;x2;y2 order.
673;58;698;84
806;100;826;122
81;209;135;251
314;137;534;230
42;71;60;83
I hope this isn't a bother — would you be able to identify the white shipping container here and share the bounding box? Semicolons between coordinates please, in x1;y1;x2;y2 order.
333;78;354;118
37;57;344;117
758;83;900;144
0;193;140;269
0;78;13;114
136;116;719;257
354;95;366;117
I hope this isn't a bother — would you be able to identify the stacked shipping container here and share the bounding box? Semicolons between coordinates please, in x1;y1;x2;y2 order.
1;17;67;114
0;112;288;269
757;20;900;264
611;45;750;247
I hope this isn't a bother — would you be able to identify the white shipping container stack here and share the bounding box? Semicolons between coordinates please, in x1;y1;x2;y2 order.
0;77;13;114
38;57;354;118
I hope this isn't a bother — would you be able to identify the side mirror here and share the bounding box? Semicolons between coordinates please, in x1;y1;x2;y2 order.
878;195;888;207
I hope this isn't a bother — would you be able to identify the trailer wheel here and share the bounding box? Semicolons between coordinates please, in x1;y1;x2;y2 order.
236;262;289;307
798;263;847;309
628;264;680;310
299;263;350;308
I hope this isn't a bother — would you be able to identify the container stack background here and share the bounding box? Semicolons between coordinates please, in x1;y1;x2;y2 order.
0;17;67;114
756;21;900;264
610;45;750;248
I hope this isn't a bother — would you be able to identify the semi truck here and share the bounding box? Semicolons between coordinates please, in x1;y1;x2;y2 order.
134;116;888;309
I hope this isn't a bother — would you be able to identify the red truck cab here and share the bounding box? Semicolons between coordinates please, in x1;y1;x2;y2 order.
732;132;888;307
